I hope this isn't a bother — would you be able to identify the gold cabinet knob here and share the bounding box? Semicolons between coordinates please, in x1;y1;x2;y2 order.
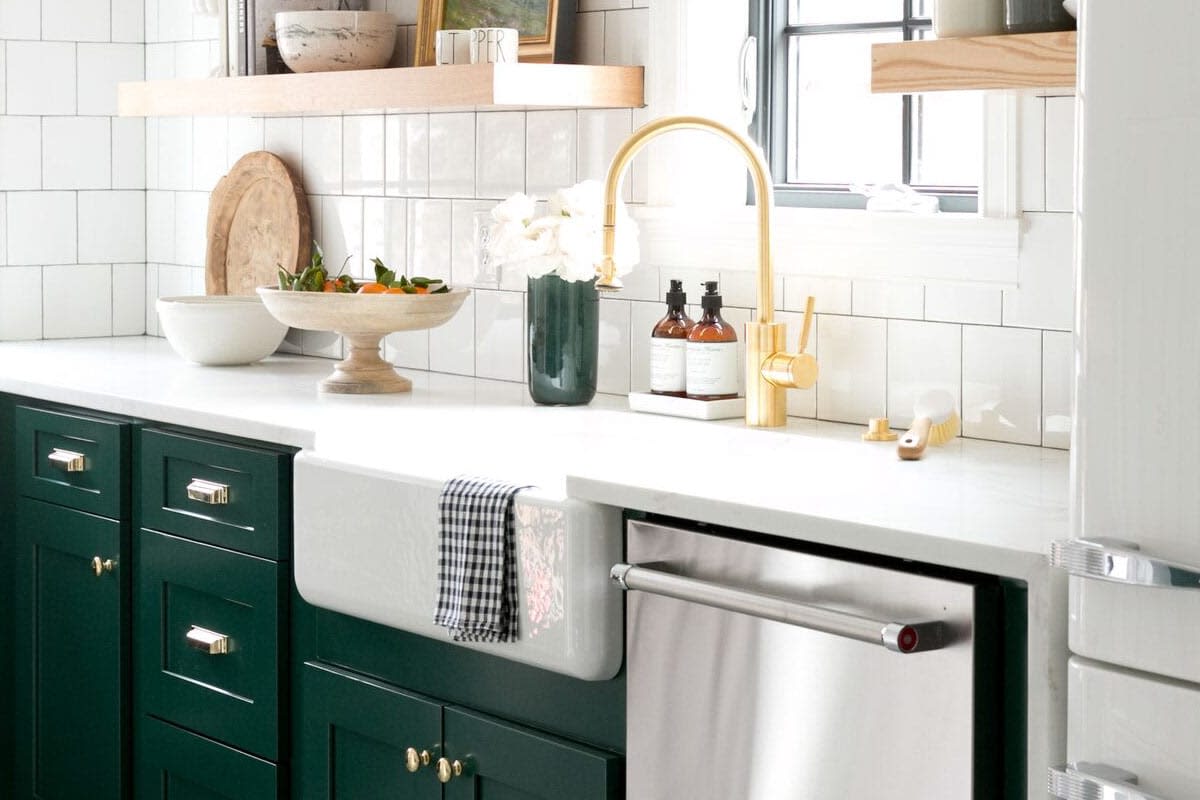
91;556;116;577
405;747;431;773
436;757;464;784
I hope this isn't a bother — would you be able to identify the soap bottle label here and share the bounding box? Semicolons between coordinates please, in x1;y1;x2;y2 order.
686;342;738;397
650;338;687;393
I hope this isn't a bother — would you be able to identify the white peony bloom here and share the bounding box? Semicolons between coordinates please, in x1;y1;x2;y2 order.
549;179;605;221
491;192;536;225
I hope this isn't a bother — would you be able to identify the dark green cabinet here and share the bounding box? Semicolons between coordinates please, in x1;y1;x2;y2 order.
137;715;283;800
298;663;622;800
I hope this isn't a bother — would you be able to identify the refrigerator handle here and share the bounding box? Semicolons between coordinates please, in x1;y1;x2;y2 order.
1048;762;1168;800
610;563;946;654
1049;538;1200;589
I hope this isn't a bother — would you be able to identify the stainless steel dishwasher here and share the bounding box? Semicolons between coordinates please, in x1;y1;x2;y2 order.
613;519;1012;799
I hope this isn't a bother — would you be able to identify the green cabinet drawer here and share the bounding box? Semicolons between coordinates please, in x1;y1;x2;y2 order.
136;530;286;761
137;716;282;800
140;428;290;560
15;405;129;518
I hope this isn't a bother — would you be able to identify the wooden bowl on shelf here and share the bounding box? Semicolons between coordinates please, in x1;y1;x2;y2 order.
257;286;470;394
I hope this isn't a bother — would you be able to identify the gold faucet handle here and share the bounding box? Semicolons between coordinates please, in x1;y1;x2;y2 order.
760;296;819;390
594;255;623;291
798;295;815;353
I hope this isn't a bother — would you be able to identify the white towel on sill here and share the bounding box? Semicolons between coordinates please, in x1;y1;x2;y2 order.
433;475;529;643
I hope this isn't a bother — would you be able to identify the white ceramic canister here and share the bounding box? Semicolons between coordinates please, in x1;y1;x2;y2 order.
934;0;1005;37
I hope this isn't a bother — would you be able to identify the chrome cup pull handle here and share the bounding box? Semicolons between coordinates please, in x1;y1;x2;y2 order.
1049;538;1200;590
186;625;232;655
1048;762;1168;800
186;478;230;505
48;448;87;473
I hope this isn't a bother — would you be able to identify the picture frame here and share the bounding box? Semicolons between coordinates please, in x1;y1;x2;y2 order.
415;0;577;66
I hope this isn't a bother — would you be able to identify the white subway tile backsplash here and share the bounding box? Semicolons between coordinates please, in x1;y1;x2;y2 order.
526;110;577;198
111;0;144;42
615;262;659;303
0;0;41;40
816;315;886;425
6;42;75;115
227;117;265;168
78;43;144;116
597;296;631;394
962;324;1042;445
924;283;1002;326
302;116;344;194
173;191;208;267
576;11;605;65
143;264;158;336
158;116;193;191
43;264;112;338
112;263;145;336
264;116;303;177
579;0;631;11
0;266;42;340
407;198;451;279
602;7;648;66
363;197;407;277
783;276;852;316
301;330;343;360
628;299;659;394
776;309;817;418
1019;94;1045;212
43;0;110;42
321;195;364;277
112;117;145;189
43;116;110;189
0;194;6;264
429;112;475;198
1044;96;1075;213
344;114;385;195
429;291;475;375
476;112;525;200
385;114;429;197
886;319;961;430
173;40;212;79
1003;212;1074;331
0;45;6;116
0;116;42;189
852;280;923;319
577;109;632;199
1042;329;1073;449
7;191;75;265
474;290;525;382
145;42;174;80
385;329;429;370
79;191;145;263
191;116;229;191
146;191;175;264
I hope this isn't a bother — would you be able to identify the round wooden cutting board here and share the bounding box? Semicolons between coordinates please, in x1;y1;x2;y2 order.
206;151;311;296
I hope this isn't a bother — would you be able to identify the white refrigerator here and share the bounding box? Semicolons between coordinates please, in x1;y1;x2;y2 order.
1051;0;1200;797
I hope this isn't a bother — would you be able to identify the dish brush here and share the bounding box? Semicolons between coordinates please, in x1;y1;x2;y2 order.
898;390;960;460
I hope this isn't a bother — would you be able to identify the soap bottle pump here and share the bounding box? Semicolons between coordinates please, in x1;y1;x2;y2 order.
686;281;739;401
650;279;694;397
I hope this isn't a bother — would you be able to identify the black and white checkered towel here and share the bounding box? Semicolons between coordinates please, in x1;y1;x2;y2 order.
433;475;529;643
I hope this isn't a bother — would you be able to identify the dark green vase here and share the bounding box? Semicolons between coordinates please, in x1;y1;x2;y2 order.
527;275;599;405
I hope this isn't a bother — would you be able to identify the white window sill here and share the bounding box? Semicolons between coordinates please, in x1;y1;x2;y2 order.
630;205;1021;286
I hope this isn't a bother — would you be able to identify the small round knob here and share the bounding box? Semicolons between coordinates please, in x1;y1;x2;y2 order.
91;557;116;577
436;757;464;784
760;351;818;390
405;747;431;773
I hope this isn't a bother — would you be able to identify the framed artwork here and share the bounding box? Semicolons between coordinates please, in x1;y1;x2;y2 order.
416;0;577;66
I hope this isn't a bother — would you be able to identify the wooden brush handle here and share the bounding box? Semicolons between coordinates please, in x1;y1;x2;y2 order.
898;417;932;461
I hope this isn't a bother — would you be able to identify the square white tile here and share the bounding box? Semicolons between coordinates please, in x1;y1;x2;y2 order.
1045;96;1075;213
191;116;229;191
321;195;365;278
474;290;524;382
302;116;343;195
0;117;42;190
886;319;961;430
783;276;852;315
173;41;213;80
615;262;659;303
962;324;1042;445
43;117;111;190
145;43;174;80
6;42;76;116
1002;212;1074;331
265;117;303;178
1019;94;1045;212
579;0;630;10
429;292;475;375
576;11;605;65
79;191;145;263
77;43;144;116
385;114;429;197
7;192;76;266
602;7;648;66
0;266;42;340
362;197;407;279
526;110;577;198
852;280;924;319
158;116;193;191
0;194;6;265
112;263;146;336
43;264;113;339
227;117;265;168
577;110;632;198
815;315;887;425
143;264;159;336
112;117;146;190
0;0;41;39
629;299;661;394
344;115;385;195
476;112;525;200
597;296;631;395
385;329;429;371
146;191;175;264
924;283;1002;325
43;0;110;42
429;112;475;198
0;45;6;116
407;199;452;280
1042;329;1073;449
173;191;209;268
111;0;145;42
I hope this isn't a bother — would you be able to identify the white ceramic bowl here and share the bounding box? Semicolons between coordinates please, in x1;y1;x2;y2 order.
275;10;397;73
157;296;288;366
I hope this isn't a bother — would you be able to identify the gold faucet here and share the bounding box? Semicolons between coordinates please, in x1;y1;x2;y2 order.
595;114;817;428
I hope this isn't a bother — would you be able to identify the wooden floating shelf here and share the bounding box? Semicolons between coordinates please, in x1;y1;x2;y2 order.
871;31;1076;93
118;62;645;117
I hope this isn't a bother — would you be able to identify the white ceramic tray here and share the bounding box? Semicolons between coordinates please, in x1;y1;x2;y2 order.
627;391;745;420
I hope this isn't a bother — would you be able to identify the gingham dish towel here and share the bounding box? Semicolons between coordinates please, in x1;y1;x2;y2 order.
433;475;529;643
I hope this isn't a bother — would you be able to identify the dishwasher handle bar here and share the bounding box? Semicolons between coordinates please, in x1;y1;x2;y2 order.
1050;537;1200;590
1048;762;1168;800
610;563;946;654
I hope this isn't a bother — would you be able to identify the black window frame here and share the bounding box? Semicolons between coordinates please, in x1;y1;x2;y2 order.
749;0;979;212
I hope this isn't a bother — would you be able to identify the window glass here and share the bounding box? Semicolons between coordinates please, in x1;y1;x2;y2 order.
910;92;981;187
789;0;903;25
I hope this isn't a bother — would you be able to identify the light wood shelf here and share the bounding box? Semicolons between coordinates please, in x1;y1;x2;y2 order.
118;62;645;117
871;31;1076;93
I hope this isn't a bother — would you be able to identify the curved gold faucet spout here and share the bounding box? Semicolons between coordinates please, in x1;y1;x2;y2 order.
597;114;816;428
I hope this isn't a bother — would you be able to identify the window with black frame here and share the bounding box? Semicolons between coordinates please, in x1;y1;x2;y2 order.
751;0;981;211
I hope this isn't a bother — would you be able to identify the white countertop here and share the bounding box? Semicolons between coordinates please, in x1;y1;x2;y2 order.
0;336;1070;580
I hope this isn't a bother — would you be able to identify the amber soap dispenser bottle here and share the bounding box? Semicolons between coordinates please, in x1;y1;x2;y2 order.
650;279;694;397
686;281;738;400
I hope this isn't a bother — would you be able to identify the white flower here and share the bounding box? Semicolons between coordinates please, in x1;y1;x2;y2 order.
487;181;641;283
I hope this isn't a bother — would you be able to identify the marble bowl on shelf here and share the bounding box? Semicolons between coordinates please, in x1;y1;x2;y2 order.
157;296;288;366
274;10;398;73
257;286;470;394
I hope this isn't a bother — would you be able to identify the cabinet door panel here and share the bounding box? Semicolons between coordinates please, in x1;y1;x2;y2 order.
443;707;622;800
13;498;125;800
299;663;442;800
137;716;281;800
15;405;128;518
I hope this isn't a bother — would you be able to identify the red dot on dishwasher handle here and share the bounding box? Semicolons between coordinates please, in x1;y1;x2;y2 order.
898;626;918;652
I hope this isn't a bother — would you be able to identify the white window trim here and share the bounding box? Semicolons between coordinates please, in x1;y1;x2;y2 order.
632;0;1022;286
